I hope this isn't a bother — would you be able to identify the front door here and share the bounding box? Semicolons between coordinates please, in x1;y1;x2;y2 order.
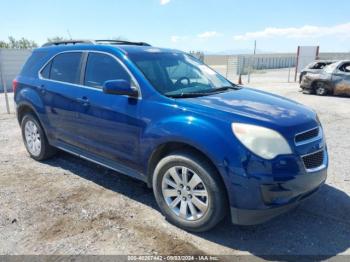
72;52;143;171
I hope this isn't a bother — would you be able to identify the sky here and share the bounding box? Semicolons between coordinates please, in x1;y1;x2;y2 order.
1;0;350;54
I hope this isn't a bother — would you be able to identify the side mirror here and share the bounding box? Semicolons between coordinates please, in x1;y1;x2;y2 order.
103;79;138;98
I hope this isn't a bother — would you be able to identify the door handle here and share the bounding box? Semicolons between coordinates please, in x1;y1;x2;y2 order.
76;97;90;106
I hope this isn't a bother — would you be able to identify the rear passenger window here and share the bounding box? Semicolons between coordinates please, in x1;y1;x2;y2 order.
41;61;51;79
84;53;131;88
50;52;82;84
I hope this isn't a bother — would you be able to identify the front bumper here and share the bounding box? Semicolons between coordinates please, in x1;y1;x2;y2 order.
230;167;327;225
222;141;328;225
300;78;313;91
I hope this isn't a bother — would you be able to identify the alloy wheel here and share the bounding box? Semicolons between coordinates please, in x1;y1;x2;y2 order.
161;166;209;221
24;120;42;156
315;83;326;95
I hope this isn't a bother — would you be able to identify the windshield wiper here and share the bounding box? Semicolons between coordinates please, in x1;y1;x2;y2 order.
166;85;241;98
166;92;213;98
214;85;241;92
202;85;241;94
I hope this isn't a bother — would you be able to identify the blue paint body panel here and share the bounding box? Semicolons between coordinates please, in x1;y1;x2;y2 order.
14;43;328;225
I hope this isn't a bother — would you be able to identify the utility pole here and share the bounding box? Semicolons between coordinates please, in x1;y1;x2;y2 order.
253;40;257;55
248;40;256;83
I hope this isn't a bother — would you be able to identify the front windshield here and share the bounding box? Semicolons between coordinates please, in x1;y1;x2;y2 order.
128;52;236;97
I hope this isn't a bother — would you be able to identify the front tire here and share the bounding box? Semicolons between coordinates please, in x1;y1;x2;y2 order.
152;151;227;232
21;114;56;161
314;82;328;96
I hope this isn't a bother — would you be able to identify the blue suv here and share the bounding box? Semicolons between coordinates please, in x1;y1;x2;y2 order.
14;40;328;232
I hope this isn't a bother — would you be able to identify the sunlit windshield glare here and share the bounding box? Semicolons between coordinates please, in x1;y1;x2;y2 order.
128;52;235;97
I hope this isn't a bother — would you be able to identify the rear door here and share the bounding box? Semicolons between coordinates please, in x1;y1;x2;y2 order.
332;62;350;96
39;51;85;146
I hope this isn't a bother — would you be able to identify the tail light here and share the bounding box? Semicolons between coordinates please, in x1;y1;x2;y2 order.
12;79;18;93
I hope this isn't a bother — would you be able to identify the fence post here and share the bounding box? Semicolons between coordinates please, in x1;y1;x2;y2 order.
0;52;11;114
288;66;291;83
247;57;251;83
226;55;229;78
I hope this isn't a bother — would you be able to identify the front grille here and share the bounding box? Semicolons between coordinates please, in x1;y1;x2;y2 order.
302;150;324;170
295;127;319;143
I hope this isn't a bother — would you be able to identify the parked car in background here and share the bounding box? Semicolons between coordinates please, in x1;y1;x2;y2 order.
300;60;350;96
299;60;336;83
14;40;328;232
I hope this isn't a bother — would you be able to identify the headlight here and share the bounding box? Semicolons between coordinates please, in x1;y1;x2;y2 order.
232;123;292;160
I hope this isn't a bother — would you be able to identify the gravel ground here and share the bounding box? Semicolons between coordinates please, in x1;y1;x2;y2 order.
0;77;349;259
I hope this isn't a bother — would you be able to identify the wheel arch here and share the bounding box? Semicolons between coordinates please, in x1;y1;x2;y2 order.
146;141;230;207
311;79;334;93
17;102;40;124
16;102;51;142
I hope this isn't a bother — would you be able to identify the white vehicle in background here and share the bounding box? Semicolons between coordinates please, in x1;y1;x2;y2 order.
299;60;337;83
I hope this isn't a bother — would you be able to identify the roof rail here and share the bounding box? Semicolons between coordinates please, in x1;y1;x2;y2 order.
42;39;151;47
94;40;151;46
42;40;94;47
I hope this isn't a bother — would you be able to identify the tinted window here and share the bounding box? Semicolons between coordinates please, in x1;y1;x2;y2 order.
313;63;326;69
50;52;82;84
84;53;131;88
20;51;49;77
41;61;51;78
339;63;350;73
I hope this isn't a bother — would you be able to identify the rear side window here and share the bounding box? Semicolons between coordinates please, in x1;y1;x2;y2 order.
41;61;51;79
50;52;83;84
21;51;50;77
84;53;131;88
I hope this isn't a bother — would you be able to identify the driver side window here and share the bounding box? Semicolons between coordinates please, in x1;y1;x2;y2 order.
84;53;132;89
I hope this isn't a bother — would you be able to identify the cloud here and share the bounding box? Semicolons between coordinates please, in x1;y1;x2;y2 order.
170;35;188;43
197;31;222;38
160;0;171;5
171;31;221;43
234;22;350;40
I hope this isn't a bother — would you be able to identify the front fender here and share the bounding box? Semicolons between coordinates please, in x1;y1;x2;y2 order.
140;113;241;184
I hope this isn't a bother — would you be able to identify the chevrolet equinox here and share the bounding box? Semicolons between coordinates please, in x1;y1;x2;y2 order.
14;40;328;232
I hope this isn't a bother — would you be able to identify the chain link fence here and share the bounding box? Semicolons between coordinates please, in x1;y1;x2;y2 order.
205;52;350;85
205;54;298;84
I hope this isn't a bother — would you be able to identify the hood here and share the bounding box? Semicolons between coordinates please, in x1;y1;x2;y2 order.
183;87;317;134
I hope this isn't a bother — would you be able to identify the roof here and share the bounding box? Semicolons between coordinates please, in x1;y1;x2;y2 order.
116;45;180;55
38;39;180;55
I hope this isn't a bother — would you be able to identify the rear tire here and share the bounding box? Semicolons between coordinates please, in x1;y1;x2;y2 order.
314;82;328;96
21;113;56;161
152;151;227;232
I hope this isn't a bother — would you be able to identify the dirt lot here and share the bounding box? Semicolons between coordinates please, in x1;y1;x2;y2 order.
0;79;350;259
